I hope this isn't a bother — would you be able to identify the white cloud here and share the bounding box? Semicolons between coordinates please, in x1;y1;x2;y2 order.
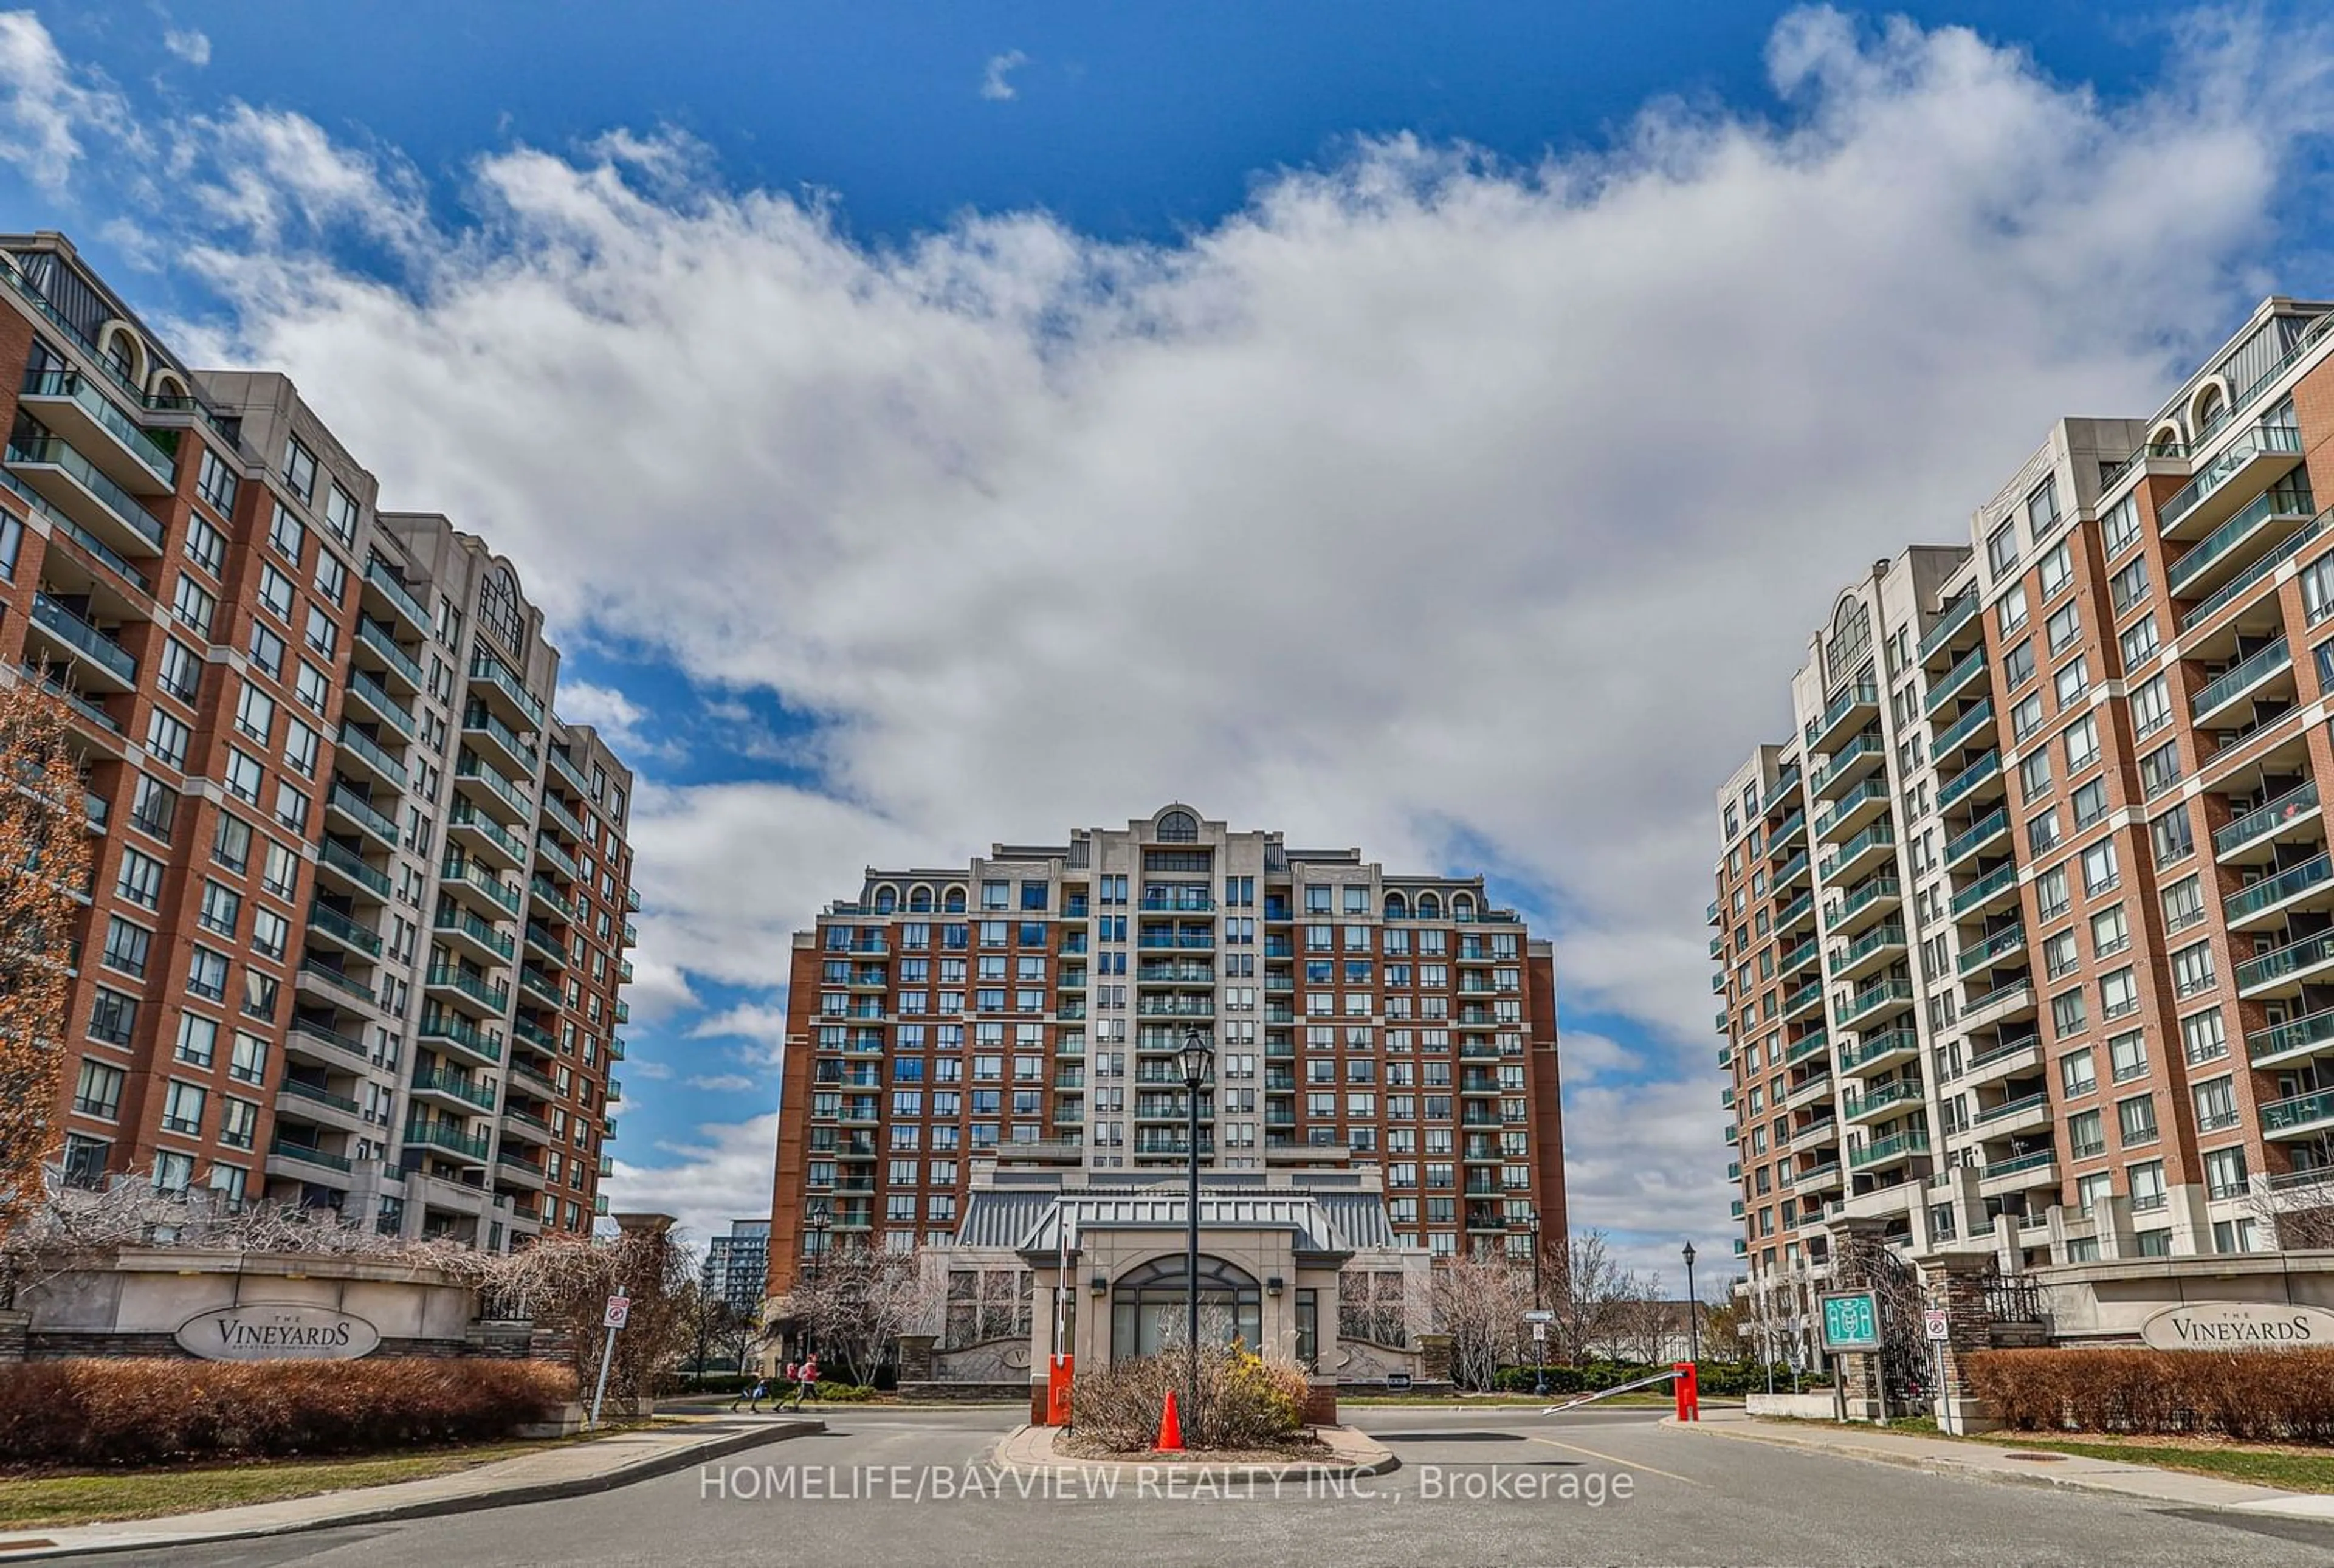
604;1113;777;1249
979;50;1028;101
0;10;138;191
687;995;793;1068
19;7;2334;1245
162;28;210;68
628;1059;675;1081
686;1073;762;1093
553;676;681;763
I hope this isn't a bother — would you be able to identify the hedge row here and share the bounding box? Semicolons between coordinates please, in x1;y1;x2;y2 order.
1967;1349;2334;1442
1488;1360;1808;1397
0;1358;577;1468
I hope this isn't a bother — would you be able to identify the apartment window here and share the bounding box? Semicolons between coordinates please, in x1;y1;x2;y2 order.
212;811;252;874
1986;523;2021;580
2019;750;2051;802
2129;1159;2167;1211
157;638;202;704
230;1030;268;1084
2062;714;2099;774
2203;1145;2248;1200
247;620;286;676
128;775;177;842
223;748;264;805
2088;903;2127;958
295;661;330;714
2046;600;2082;658
2170;940;2216;999
198;879;241;938
187;946;229;1002
191;445;238;514
2117;1093;2158;1147
283;436;318;503
304;604;337;658
115;847;164;910
2080;839;2119;896
1992;638;2035;692
2036;865;2070;922
2109;557;2150;616
2150;807;2197;870
2059;1047;2095;1098
2029;476;2062;540
2102;492;2141;557
2050;988;2087;1039
2068;1111;2106;1161
2007;692;2043;743
172;574;216;638
2107;1028;2148;1084
257;562;295;622
2193;1075;2240;1133
2099;967;2139;1021
161;1079;207;1136
145;709;190;770
2053;655;2089;711
274;781;309;833
100;915;150;978
325;483;361;545
2161;873;2205;934
2026;808;2060;854
219;1098;259;1151
2119;613;2158;669
284;719;320;778
2306;551;2334;624
1997;582;2029;634
253;907;289;961
2042;927;2079;980
2182;1008;2229;1067
235;683;277;745
2137;740;2183;799
74;1059;125;1119
2070;777;2107;830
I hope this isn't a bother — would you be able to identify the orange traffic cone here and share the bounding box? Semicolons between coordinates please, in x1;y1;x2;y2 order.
1156;1389;1185;1452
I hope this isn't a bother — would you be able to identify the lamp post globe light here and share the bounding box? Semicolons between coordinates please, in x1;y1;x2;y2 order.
802;1203;833;1366
1179;1025;1215;1426
1682;1241;1699;1367
1529;1208;1546;1397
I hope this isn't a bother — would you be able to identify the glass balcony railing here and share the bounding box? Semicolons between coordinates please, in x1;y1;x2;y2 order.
450;799;531;863
1943;808;2008;865
1809;735;1883;796
1976;1090;2050;1126
306;901;383;955
403;1118;492;1161
2225;854;2334;923
1931;697;1997;757
364;557;431;630
1950;861;2018;917
5;435;165;552
1916;593;1977;661
2237;930;2334;995
1955;923;2026;975
356;617;424;686
2186;512;2327;631
277;1077;360;1115
1825;878;1900;930
1837;1028;1919;1071
435;906;517;961
1936;751;2002;811
1923;645;1988;715
470;652;546;727
268;1138;352;1172
318;837;392;898
19;368;176;480
418;1008;504;1065
2260;1087;2334;1136
1804;682;1878;748
1838;978;1915;1025
347;669;416;736
1850;1129;1930;1168
2217;781;2321;859
29;593;135;683
336;721;409;788
1981;1149;2056;1182
412;1064;498;1112
1827;923;1905;975
441;855;523;916
2167;479;2314;594
426;961;512;1013
2191;638;2291;720
1843;1079;1925;1119
2159;422;2302;532
1818;825;1895;880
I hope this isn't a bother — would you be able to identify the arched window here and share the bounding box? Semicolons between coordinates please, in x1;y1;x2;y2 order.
1452;893;1475;922
479;564;525;653
943;885;968;913
1110;1255;1261;1360
1417;892;1442;920
1824;597;1873;689
98;325;141;385
872;884;898;914
908;885;934;912
1383;892;1410;920
1155;809;1199;843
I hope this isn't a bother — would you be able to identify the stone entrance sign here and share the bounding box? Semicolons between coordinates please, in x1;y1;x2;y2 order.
174;1302;384;1361
2140;1302;2334;1352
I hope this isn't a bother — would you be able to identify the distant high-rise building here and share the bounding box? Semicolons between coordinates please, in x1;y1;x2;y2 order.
765;805;1565;1299
1;230;639;1250
702;1218;772;1318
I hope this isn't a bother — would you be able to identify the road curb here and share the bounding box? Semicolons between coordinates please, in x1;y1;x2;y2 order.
992;1423;1399;1482
0;1419;826;1562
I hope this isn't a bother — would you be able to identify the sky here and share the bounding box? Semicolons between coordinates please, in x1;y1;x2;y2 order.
2;1;2331;1282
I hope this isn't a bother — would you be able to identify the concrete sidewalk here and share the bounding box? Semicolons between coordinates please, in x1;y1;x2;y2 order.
0;1413;824;1561
1676;1406;2334;1522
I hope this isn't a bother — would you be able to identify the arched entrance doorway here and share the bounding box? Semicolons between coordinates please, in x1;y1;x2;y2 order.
1109;1255;1261;1359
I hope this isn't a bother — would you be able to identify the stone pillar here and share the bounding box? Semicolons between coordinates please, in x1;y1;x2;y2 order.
1919;1254;2002;1435
1827;1217;1890;1423
1417;1333;1454;1384
0;1309;27;1363
896;1333;936;1383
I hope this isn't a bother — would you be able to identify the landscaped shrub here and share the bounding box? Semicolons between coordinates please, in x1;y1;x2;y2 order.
1968;1348;2334;1443
1071;1344;1310;1452
1485;1360;1811;1397
0;1357;577;1468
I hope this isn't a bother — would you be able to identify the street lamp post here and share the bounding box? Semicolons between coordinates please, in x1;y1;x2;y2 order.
803;1205;832;1364
1529;1209;1546;1397
1179;1026;1215;1429
1682;1242;1699;1367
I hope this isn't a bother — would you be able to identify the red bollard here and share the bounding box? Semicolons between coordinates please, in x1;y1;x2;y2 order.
1673;1361;1701;1422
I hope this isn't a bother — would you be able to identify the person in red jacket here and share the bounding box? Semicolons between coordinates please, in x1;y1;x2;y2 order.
786;1354;819;1412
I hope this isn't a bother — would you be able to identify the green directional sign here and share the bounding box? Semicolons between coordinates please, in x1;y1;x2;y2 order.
1820;1290;1882;1352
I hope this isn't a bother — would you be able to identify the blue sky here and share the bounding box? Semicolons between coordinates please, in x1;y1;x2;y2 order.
5;1;2331;1276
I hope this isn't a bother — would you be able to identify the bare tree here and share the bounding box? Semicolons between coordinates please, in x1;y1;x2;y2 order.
0;678;91;1239
778;1245;940;1386
2246;1152;2334;1249
1430;1251;1531;1389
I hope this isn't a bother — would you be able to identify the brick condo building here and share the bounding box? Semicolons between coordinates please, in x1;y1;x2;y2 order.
765;805;1565;1301
0;230;638;1249
1715;294;2334;1332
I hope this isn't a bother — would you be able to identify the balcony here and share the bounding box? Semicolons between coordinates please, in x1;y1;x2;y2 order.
520;965;562;1006
1135;996;1214;1018
425;961;512;1017
526;921;568;966
1770;808;1808;850
495;1152;548;1189
316;837;392;899
1923;644;1988;716
1762;768;1804;814
1778;937;1820;981
1837;977;1915;1028
463;703;538;777
540;789;588;845
2184;514;2325;632
1805;682;1879;753
344;669;416;737
441;855;523;918
1772;849;1811;893
449;799;530;872
1135;932;1215;951
297;957;376;1010
418;1008;504;1067
1782;980;1825;1023
363;557;432;634
2225;853;2334;930
1936;750;2003;813
1137;961;1215;984
17;370;176;492
1791;1113;1839;1150
1785;1028;1830;1065
2167;480;2315;598
534;833;580;882
275;1076;362;1120
1962;1032;2041;1085
1826;922;1907;985
1918;592;1978;662
1950;861;2020;919
1961;977;2037;1026
434;906;517;963
1943;808;2009;869
469;652;546;729
326;783;400;847
2247;1003;2334;1068
411;1065;499;1113
287;1015;371;1070
267;1138;353;1175
1955;923;2026;977
528;875;576;921
1837;1027;1918;1074
1810;734;1886;800
1843;1078;1925;1124
27;593;135;690
1930;698;1997;763
1849;1128;1930;1171
404;1118;493;1165
1819;824;1896;886
1814;778;1891;844
336;721;409;791
2216;781;2321;864
355;617;425;692
2191;638;2293;727
1975;1091;2052;1135
1795;1158;1845;1194
2260;1087;2334;1141
1978;1149;2057;1190
5;434;165;557
2158;421;2304;538
1824;878;1901;937
1786;1065;1833;1108
454;753;533;826
2239;930;2334;1000
1774;890;1816;935
307;901;383;957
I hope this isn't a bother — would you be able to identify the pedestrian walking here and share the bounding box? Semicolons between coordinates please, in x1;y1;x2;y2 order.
787;1355;819;1412
731;1372;770;1413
